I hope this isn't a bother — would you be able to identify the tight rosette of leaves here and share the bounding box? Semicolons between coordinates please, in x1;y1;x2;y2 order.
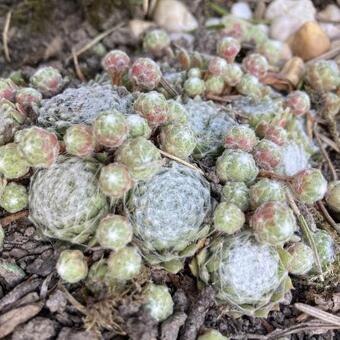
126;162;212;273
29;157;108;244
37;83;136;133
183;98;235;159
191;232;292;317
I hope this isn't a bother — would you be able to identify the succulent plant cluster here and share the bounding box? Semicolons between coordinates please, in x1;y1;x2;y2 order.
0;12;339;332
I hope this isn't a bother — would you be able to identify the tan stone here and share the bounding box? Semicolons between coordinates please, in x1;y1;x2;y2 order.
290;21;330;61
152;0;198;33
129;20;155;39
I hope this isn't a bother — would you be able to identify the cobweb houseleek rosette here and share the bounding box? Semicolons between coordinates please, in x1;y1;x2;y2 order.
29;157;108;245
191;232;292;317
125;162;212;273
183;98;235;159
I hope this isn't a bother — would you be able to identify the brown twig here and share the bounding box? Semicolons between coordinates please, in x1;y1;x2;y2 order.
286;190;324;280
72;48;85;82
265;320;338;339
67;23;124;63
314;126;338;181
159;150;205;175
319;133;340;153
59;284;87;314
205;94;242;103
258;170;292;182
306;112;314;140
323;110;340;152
0;210;29;227
160;77;179;97
317;201;340;235
2;11;12;62
295;303;340;327
308;46;340;63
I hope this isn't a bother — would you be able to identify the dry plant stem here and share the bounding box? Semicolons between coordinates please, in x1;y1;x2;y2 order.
323;111;340;152
308;45;340;62
206;94;242;103
306;112;313;140
59;284;87;314
66;23;125;63
295;303;340;327
286;190;324;280
319;134;340;153
314;126;338;181
2;11;12;62
317;201;340;234
0;210;29;227
72;48;86;82
259;170;292;182
159;149;205;175
264;320;339;339
160;78;179;97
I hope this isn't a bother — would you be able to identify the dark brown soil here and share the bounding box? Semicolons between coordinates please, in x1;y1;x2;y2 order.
0;1;339;339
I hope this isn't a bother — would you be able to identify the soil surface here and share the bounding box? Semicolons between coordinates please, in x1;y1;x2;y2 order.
0;1;339;339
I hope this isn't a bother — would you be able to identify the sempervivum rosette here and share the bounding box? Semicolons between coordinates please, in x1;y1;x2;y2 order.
126;162;212;273
183;97;235;159
37;84;136;133
29;157;108;244
191;232;292;317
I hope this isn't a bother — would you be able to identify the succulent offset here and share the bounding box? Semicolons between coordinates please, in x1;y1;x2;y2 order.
253;139;282;171
63;124;94;157
16;87;42;114
93;110;129;148
98;163;133;199
57;250;88;284
249;179;286;209
304;60;340;92
0;143;30;179
0;99;26;146
326;181;340;213
216;149;259;184
16;127;60;168
116;137;162;181
213;202;245;235
160;123;196;159
143;283;174;321
291;169;327;204
129;57;162;90
197;329;228;340
286;242;314;275
143;29;171;57
95;214;132;251
312;230;336;271
0;78;17;101
222;181;250;212
250;201;296;245
134;91;169;126
0;182;28;213
30;66;64;97
106;246;142;282
224;125;257;152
